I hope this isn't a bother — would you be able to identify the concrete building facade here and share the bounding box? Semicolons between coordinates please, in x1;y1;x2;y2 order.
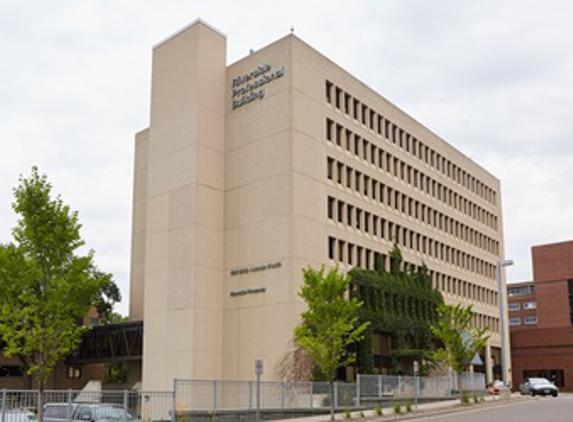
130;20;509;391
509;240;573;390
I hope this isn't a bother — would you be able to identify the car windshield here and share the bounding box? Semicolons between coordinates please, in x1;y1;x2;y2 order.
529;378;552;386
91;407;135;420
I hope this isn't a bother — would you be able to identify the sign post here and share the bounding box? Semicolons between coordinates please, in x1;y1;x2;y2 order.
255;359;263;422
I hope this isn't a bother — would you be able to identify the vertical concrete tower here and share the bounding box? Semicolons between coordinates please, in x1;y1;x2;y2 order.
131;20;226;391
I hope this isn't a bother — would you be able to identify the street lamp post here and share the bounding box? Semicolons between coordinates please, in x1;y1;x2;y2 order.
497;259;513;387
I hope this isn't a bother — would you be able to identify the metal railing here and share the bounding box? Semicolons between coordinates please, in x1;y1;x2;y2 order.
357;372;486;402
173;379;357;412
0;372;488;422
173;372;486;412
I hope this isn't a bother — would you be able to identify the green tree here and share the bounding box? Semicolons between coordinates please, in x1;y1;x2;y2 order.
294;266;369;422
431;303;489;402
0;167;120;419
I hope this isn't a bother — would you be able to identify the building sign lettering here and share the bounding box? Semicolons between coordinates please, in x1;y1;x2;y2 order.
230;287;267;297
230;261;282;276
231;64;285;110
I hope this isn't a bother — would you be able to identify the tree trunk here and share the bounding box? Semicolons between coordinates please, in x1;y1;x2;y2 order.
37;381;44;422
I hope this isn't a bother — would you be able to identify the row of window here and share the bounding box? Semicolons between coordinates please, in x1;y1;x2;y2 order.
327;195;497;280
326;119;499;232
327;156;499;257
325;81;497;206
509;316;538;325
507;285;535;297
508;302;537;311
327;236;499;307
327;235;500;332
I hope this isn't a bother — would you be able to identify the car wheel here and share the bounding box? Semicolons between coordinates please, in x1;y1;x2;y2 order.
531;390;536;397
553;392;558;397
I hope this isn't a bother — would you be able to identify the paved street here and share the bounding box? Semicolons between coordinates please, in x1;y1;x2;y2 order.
402;395;573;421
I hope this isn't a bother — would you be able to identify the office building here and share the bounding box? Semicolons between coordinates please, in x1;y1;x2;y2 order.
129;19;508;391
509;240;573;390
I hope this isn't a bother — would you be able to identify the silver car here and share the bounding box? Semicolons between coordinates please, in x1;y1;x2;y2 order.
519;377;559;397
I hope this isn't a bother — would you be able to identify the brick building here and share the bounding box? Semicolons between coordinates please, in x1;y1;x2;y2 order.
509;240;573;390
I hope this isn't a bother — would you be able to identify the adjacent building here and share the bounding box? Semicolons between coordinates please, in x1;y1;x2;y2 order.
129;19;509;391
509;240;573;390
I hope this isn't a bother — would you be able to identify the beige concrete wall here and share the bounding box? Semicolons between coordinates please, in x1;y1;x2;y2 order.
141;20;226;391
129;129;149;321
223;36;295;380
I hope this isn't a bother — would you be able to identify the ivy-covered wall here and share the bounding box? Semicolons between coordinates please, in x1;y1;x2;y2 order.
350;246;444;375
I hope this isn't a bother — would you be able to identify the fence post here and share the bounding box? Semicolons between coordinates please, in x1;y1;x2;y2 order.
171;378;177;422
414;375;418;412
310;382;314;409
67;389;73;422
356;376;360;406
334;381;338;408
398;376;402;401
1;388;6;422
280;381;284;409
378;375;382;400
213;379;217;411
123;390;129;414
249;380;253;410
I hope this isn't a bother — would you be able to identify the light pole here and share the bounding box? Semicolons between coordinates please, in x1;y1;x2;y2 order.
496;259;513;387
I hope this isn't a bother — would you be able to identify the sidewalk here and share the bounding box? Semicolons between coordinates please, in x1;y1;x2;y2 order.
276;393;530;422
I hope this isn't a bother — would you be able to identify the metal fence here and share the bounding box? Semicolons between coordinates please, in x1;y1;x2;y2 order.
0;389;173;422
357;372;486;402
173;379;357;412
174;372;486;412
0;372;488;422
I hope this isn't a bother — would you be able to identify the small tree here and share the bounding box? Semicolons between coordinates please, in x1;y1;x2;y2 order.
431;303;489;402
0;167;120;420
294;266;369;422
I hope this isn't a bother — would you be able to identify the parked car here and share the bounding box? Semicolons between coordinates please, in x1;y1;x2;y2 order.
43;403;137;422
519;378;558;397
1;409;36;422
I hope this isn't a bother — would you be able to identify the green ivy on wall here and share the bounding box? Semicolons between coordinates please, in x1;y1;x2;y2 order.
350;245;444;375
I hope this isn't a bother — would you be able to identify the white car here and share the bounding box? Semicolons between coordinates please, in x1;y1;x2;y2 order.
519;378;558;397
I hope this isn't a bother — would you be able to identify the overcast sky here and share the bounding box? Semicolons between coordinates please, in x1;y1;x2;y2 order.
2;1;572;315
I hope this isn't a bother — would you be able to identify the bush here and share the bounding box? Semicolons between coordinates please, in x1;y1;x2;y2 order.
393;402;402;414
359;411;365;418
405;400;412;412
374;405;383;416
461;392;470;405
473;394;479;404
344;409;351;419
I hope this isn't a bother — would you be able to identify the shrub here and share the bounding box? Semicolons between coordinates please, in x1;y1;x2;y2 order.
405;400;412;412
344;409;352;419
393;402;402;414
461;392;470;405
374;405;383;416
